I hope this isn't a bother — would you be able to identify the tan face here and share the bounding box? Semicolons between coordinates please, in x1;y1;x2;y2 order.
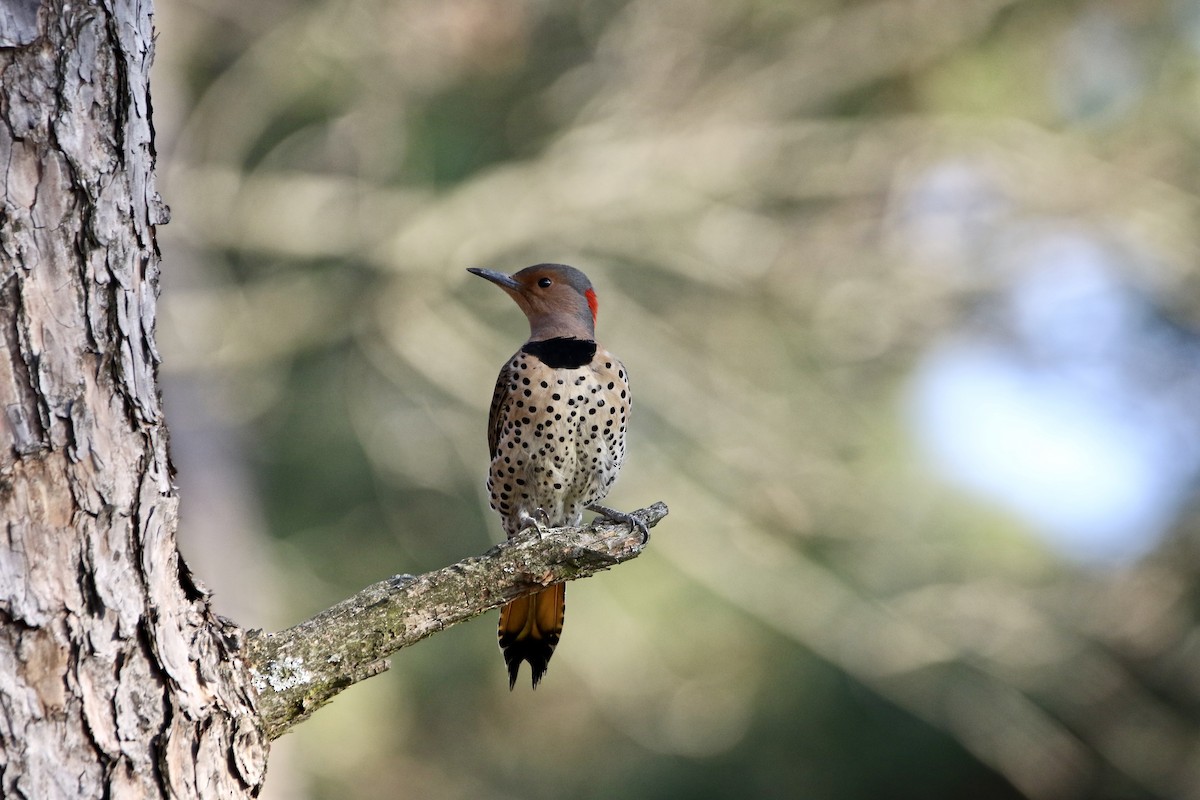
468;265;598;333
505;266;597;324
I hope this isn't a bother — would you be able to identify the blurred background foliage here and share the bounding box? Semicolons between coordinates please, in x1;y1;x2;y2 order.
152;0;1200;797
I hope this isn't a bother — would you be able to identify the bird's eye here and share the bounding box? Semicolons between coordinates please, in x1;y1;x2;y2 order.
537;277;553;288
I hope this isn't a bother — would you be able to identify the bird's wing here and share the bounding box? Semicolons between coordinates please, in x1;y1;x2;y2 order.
487;355;519;459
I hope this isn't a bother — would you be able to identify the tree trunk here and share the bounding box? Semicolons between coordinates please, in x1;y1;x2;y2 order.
0;2;266;797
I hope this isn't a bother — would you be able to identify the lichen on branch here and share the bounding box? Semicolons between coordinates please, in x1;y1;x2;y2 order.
244;502;668;739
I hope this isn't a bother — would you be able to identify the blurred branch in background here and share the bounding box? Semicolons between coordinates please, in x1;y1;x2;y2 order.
154;0;1200;797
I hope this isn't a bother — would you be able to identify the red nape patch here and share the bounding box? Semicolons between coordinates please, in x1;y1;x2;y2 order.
585;288;599;323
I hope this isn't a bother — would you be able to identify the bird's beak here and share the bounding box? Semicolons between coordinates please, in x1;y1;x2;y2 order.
467;267;521;292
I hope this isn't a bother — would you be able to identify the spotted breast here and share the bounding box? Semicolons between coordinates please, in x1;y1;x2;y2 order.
486;342;630;537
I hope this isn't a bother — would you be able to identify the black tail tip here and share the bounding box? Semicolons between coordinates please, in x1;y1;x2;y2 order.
503;647;552;690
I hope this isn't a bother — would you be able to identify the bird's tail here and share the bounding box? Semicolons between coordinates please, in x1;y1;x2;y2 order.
498;583;565;689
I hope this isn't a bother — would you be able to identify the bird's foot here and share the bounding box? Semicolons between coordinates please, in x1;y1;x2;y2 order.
518;508;552;538
588;503;650;544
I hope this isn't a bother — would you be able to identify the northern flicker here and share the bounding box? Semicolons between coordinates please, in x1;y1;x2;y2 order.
468;263;646;689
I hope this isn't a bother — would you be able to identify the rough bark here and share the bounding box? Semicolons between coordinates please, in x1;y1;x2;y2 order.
246;502;668;739
0;2;266;798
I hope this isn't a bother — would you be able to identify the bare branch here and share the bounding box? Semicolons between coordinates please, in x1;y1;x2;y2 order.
243;502;668;738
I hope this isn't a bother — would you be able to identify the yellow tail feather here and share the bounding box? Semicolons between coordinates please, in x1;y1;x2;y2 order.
498;584;565;689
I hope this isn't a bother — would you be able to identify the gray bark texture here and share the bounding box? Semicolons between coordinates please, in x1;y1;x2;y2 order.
0;2;267;798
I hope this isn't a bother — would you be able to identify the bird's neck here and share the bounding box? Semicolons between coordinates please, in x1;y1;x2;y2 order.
526;314;594;343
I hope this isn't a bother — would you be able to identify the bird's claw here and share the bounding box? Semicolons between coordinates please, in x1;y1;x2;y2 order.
518;508;552;538
588;503;650;544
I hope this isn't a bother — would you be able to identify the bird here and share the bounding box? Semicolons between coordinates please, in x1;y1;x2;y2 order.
468;263;646;689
